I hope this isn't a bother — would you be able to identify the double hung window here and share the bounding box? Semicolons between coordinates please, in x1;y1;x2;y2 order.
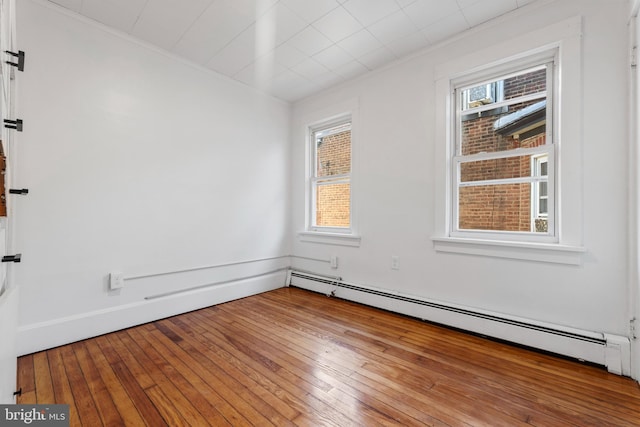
452;53;556;241
309;117;352;233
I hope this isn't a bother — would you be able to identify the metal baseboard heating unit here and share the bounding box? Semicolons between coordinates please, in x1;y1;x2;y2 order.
289;270;631;376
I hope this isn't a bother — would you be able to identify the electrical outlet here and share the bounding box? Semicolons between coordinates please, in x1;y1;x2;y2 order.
391;256;399;270
109;272;125;290
330;256;338;269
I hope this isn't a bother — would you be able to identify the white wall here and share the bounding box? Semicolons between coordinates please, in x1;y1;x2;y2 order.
291;0;631;351
632;0;640;382
15;0;291;354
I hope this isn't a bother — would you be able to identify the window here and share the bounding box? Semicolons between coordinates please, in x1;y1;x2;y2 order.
452;55;555;242
532;155;548;232
461;80;504;110
433;19;585;263
309;116;352;233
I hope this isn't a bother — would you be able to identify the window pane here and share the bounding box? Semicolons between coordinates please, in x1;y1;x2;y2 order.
461;99;546;155
459;183;546;232
315;124;351;177
461;82;501;110
316;183;350;227
539;181;548;197
540;161;548;176
460;155;541;183
503;68;546;100
539;198;548;214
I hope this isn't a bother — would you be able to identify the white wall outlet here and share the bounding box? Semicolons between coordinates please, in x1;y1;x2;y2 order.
109;272;125;290
391;256;399;270
330;255;338;269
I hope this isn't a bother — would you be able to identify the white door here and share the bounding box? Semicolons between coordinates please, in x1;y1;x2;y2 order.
0;0;19;404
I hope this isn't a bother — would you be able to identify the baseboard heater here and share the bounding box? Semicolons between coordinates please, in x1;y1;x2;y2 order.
289;270;630;376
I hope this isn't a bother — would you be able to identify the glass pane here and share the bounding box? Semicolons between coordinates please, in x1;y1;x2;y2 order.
459;183;546;233
315;123;351;177
460;155;539;183
503;68;547;100
539;182;548;197
460;67;546;111
461;99;547;155
316;183;350;228
539;198;548;214
461;83;497;110
540;161;548;176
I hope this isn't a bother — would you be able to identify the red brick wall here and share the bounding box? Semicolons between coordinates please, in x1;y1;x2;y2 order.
315;130;351;227
458;69;547;232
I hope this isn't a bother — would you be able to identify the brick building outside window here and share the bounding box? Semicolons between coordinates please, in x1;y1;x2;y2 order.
310;118;352;231
453;57;554;238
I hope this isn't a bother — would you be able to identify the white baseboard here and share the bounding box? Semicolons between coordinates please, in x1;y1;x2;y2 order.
290;272;632;377
17;273;285;356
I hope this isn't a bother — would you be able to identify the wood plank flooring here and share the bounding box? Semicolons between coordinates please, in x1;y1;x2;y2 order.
16;287;640;426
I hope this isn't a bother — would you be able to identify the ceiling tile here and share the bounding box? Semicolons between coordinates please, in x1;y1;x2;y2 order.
343;0;400;27
312;71;345;90
131;0;214;50
231;0;280;18
293;57;331;80
269;80;318;102
80;0;146;33
313;6;363;42
455;0;481;8
461;0;518;27
403;0;460;29
206;26;257;76
337;29;384;57
172;0;254;64
421;10;469;43
258;3;308;46
516;0;537;5
279;0;340;23
357;46;397;70
367;10;418;45
234;59;286;86
287;26;333;56
395;0;418;7
49;0;82;12
269;70;318;101
332;59;368;80
268;69;310;93
313;45;354;71
386;31;429;57
272;43;308;68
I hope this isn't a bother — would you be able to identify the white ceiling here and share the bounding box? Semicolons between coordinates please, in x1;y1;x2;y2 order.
45;0;537;102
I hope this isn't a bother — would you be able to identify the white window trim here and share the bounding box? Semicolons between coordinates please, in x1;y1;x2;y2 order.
299;99;361;247
432;16;585;264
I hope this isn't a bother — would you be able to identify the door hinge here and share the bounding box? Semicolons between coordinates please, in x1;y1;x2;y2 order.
632;46;638;68
631;317;637;340
5;50;24;72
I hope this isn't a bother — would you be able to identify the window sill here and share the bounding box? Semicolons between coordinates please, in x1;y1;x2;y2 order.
431;236;585;265
299;231;361;247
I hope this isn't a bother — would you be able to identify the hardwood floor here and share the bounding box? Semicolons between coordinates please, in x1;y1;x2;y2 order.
16;287;640;426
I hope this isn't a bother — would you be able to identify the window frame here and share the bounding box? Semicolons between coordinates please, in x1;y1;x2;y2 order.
308;117;353;234
450;52;558;244
532;154;549;224
298;105;361;247
432;17;586;264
